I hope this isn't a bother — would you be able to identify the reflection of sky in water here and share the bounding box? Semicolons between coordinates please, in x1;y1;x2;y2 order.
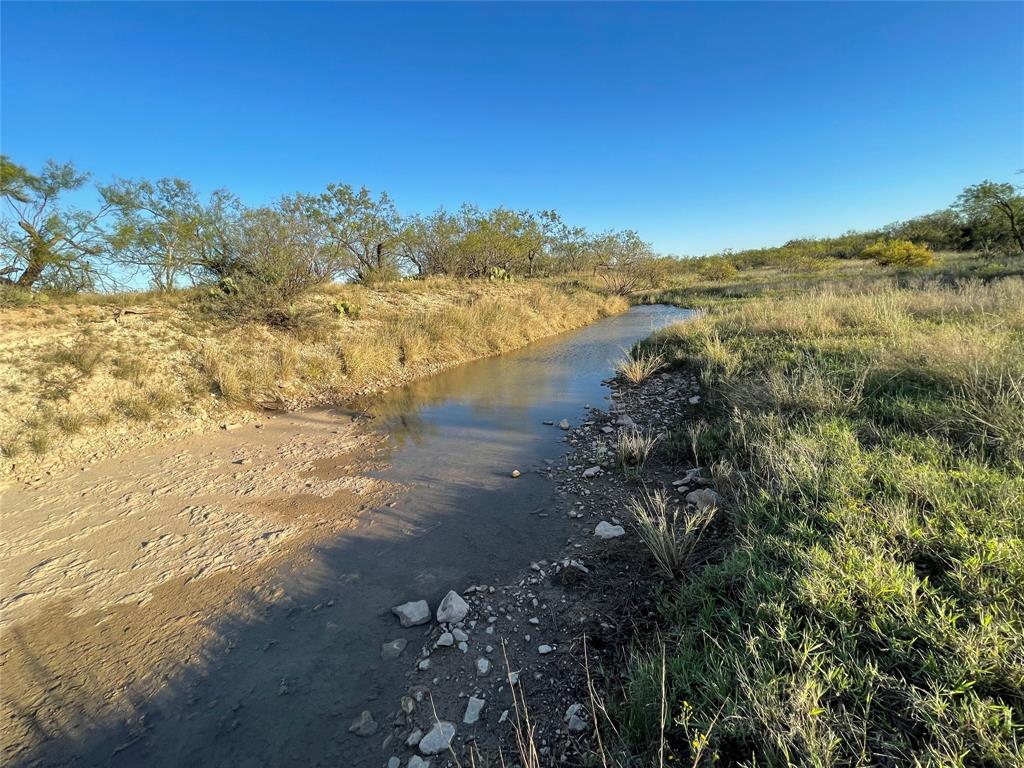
362;305;694;496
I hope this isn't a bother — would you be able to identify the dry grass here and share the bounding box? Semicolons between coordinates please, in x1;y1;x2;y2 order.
617;347;666;384
628;487;717;579
0;279;626;471
616;428;660;474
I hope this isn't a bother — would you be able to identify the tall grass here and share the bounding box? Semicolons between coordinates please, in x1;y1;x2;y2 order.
628;487;716;579
617;428;660;475
617;277;1024;767
617;347;665;384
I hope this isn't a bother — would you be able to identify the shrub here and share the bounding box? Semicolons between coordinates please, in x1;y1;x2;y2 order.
0;285;36;308
863;238;935;267
701;259;739;281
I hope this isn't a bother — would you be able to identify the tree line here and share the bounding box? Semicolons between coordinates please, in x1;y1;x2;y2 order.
3;155;1021;299
707;178;1024;270
0;156;660;295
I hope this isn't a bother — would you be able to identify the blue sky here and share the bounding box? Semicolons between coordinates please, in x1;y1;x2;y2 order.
2;2;1021;255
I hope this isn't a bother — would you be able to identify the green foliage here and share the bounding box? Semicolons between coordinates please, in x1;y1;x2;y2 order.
1;156;109;289
332;299;362;319
956;180;1024;255
0;285;36;308
101;177;210;291
863;238;936;267
700;258;738;281
619;280;1024;766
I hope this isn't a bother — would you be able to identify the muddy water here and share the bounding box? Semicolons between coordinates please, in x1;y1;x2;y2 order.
10;305;690;768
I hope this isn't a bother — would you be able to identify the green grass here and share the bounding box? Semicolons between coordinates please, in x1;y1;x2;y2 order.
616;274;1024;766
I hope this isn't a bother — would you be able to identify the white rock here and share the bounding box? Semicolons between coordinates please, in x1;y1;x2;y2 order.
581;466;601;478
452;628;469;642
565;703;588;732
463;696;485;724
601;426;614;434
558;419;570;430
436;590;470;624
348;710;378;736
537;644;553;654
405;728;423;746
476;657;491;676
615;414;635;427
417;659;431;671
685;488;722;512
457;641;469;653
435;632;454;647
381;638;408;660
388;758;401;768
595;521;625;539
392;600;431;627
689;395;701;404
408;757;431;768
418;721;456;755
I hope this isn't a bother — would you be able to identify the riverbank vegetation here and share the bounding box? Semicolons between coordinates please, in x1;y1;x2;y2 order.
0;280;626;473
614;265;1023;764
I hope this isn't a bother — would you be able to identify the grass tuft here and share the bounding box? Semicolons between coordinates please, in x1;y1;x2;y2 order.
628;487;716;579
616;428;660;475
617;347;665;384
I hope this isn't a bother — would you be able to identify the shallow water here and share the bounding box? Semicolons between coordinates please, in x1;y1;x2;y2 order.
20;304;692;768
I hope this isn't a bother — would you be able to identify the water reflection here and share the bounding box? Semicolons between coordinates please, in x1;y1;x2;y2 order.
359;304;693;482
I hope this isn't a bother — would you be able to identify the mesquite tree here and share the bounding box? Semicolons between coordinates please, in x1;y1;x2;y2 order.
1;156;110;290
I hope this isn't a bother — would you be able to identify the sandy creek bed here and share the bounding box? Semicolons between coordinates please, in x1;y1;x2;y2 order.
0;305;691;767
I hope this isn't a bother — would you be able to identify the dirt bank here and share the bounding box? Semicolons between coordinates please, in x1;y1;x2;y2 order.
0;280;626;483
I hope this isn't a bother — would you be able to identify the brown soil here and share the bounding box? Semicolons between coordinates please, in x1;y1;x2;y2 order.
0;409;394;765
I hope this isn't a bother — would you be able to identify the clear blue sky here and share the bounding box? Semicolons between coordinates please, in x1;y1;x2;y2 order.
2;2;1022;255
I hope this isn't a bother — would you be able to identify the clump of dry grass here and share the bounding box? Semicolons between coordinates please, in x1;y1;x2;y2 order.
629;487;717;579
111;355;150;384
617;428;661;473
0;435;22;458
54;411;86;435
200;344;247;406
28;430;50;455
48;342;106;376
617;347;665;384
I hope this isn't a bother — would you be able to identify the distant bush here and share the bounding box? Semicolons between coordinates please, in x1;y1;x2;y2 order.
863;239;935;267
701;260;739;281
